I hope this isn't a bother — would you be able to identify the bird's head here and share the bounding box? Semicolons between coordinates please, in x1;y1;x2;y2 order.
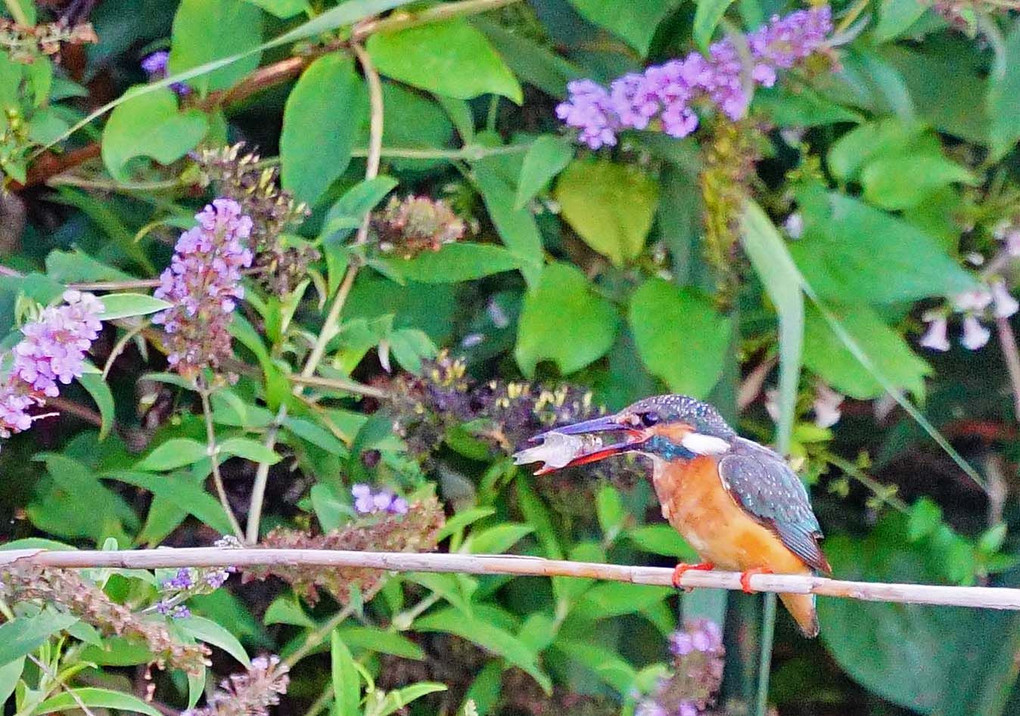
513;394;737;475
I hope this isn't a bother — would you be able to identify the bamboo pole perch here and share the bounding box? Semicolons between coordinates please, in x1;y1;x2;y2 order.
1;548;1019;611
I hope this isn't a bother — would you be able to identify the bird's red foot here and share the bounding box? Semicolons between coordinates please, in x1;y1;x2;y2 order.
739;567;774;593
671;562;715;589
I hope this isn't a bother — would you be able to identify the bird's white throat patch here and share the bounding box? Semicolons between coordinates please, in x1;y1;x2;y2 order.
681;432;731;455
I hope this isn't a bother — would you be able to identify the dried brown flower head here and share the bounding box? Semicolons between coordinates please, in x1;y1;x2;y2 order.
0;18;97;63
242;496;445;605
374;195;466;258
183;654;290;716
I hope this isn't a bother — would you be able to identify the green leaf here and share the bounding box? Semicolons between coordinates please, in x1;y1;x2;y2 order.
567;0;681;55
35;688;163;716
284;417;349;456
98;293;172;320
555;158;659;266
242;0;309;18
320;176;398;245
169;0;263;94
515;136;574;209
803;303;930;400
0;658;23;705
264;597;316;627
553;639;638;694
367;19;522;103
987;17;1020;161
693;0;736;50
335;626;425;660
105;471;234;535
436;507;497;541
861;153;975;210
331;630;361;716
100;88;208;182
740;202;804;453
45;249;135;283
473;160;543;287
177;617;250;667
629;279;731;399
0;610;77;665
381;244;521;284
281;52;367;205
78;373;115;441
137;438;209;471
415;608;551;693
790;192;977;303
627;524;697;560
219;437;282;465
595;484;625;537
576;582;673;620
29;455;137;540
515;263;619;376
466;524;535;554
377;683;448;716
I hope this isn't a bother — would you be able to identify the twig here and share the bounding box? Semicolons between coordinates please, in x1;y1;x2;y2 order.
27;654;98;716
198;386;245;541
45;395;105;430
351;0;521;40
287;374;389;399
996;316;1020;423
244;41;384;544
4;548;1020;611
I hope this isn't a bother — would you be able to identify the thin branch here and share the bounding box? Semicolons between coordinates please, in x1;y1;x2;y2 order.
996;316;1020;423
198;386;246;541
351;0;521;40
4;548;1020;611
27;654;98;716
244;41;384;544
288;374;389;399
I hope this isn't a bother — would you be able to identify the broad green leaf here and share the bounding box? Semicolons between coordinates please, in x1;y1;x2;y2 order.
29;455;137;540
740;202;804;453
105;471;234;535
987;17;1020;161
78;373;115;441
474;17;582;97
177;617;250;667
466;523;535;554
331;630;361;716
514;135;574;209
553;639;638;694
320;176;399;245
264;597;316;627
45;249;135;283
567;0;681;55
575;582;673;620
381;244;521;284
0;658;23;705
872;0;927;43
595;484;625;537
137;438;209;471
789;192;976;303
284;417;349;456
367;19;522;103
98;293;172;320
281;52;367;205
861;153;975;210
515;263;619;376
436;507;497;542
628;279;730;399
415;608;551;693
169;0;263;94
100;88;208;182
473;160;543;287
35;688;163;716
627;524;697;560
0;610;77;665
803;303;930;400
693;0;736;50
827;119;931;183
219;437;282;465
243;0;309;17
555;158;659;266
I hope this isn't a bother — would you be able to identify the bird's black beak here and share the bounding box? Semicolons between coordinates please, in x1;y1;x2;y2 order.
512;414;647;475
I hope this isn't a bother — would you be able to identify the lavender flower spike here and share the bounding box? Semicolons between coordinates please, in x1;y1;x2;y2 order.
352;484;410;515
153;199;254;376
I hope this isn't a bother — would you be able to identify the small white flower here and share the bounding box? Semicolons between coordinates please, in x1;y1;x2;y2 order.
961;315;991;350
783;212;804;239
812;383;844;429
991;280;1019;318
953;288;993;313
763;388;780;423
919;313;951;352
965;252;985;266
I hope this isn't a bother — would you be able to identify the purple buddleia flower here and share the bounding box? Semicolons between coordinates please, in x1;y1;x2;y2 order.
557;6;833;144
141;50;190;95
351;484;409;515
164;568;194;590
153;199;253;376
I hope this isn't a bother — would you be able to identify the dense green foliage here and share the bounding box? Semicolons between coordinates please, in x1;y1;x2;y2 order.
2;0;1020;714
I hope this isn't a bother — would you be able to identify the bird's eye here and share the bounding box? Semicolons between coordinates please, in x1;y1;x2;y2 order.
640;412;659;427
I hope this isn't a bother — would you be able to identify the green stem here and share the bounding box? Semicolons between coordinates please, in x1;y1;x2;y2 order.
351;0;521;39
3;0;30;25
754;593;777;716
199;386;246;541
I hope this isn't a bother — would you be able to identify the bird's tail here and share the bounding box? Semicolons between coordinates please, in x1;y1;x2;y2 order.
779;592;819;637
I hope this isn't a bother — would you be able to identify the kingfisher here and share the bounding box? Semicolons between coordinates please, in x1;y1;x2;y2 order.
513;394;830;637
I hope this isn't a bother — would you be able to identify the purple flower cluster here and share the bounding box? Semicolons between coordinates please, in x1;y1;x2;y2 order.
0;290;103;438
351;484;409;515
920;281;1019;352
637;620;725;716
153;199;254;376
556;6;832;148
141;50;190;95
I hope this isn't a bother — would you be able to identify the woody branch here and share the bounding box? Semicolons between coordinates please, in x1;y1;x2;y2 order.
2;548;1018;611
